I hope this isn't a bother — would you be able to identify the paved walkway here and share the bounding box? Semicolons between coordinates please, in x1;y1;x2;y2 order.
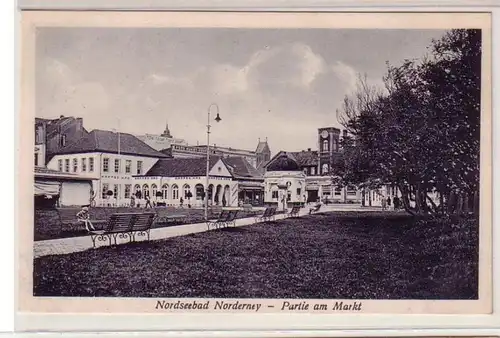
33;204;382;258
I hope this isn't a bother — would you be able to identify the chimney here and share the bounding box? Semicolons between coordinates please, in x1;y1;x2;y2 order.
307;148;311;151
76;117;83;130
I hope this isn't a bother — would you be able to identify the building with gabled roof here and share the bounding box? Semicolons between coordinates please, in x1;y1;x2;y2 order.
45;129;170;207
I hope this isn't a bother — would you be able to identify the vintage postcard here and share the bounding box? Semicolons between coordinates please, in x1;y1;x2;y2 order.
17;9;493;331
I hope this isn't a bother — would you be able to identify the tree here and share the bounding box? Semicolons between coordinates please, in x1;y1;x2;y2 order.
335;29;481;215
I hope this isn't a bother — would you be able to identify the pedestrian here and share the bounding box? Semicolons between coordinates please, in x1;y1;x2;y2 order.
76;206;95;231
130;195;135;208
381;196;387;211
145;195;152;208
180;197;184;208
386;196;391;210
393;196;400;211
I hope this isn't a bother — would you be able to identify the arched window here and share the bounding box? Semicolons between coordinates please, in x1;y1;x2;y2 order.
162;184;169;199
195;184;204;200
134;184;141;194
322;140;329;152
322;164;329;174
142;184;149;198
151;184;158;198
172;184;179;199
183;184;191;199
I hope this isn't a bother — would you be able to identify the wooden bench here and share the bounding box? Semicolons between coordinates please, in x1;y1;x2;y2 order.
206;210;231;230
309;204;322;214
88;212;156;248
222;210;239;228
254;207;277;223
242;204;253;212
287;205;301;218
153;208;189;225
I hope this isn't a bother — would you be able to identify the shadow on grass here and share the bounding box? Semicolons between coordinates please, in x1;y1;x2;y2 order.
33;211;478;300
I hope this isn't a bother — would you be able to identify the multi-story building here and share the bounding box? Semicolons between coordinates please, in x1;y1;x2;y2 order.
264;127;362;204
137;124;271;169
35;115;89;165
45;129;170;206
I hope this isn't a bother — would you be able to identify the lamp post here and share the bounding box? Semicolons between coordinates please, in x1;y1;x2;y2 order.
205;103;222;221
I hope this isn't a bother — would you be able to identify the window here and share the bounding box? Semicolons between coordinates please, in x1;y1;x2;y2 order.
322;139;329;152
60;134;67;147
151;184;158;198
183;184;191;199
142;184;149;198
137;161;143;175
172;184;179;199
347;185;357;196
272;191;279;199
296;188;301;196
303;168;308;175
335;187;342;196
322;164;329;175
81;158;87;172
124;185;131;199
89;157;94;172
125;160;132;174
58;159;63;171
72;158;78;172
103;158;109;172
114;159;120;173
162;184;168;199
311;167;316;175
64;159;70;172
134;184;141;197
333;139;338;152
102;183;109;199
195;184;204;200
34;153;39;166
114;184;119;200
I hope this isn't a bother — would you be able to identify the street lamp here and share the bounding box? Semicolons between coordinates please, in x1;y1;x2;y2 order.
205;103;221;221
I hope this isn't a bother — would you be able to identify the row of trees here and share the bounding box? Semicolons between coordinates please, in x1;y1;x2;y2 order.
334;29;482;215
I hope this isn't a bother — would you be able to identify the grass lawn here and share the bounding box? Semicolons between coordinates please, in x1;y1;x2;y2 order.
33;211;478;299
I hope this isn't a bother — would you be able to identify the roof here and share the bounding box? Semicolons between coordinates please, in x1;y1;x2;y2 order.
256;140;270;154
223;157;263;179
34;167;97;181
143;156;224;177
289;150;319;166
266;153;300;172
53;129;169;158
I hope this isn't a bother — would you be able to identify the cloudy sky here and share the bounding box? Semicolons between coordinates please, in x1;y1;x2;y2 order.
36;28;446;154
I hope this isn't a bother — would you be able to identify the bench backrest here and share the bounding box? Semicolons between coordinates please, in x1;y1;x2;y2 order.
132;213;156;231
103;213;135;232
226;210;239;222
217;210;231;221
261;207;272;217
270;207;277;216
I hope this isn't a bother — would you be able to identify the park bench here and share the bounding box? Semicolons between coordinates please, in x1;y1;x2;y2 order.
153;208;189;225
309;204;322;214
206;209;231;230
87;212;155;248
222;210;239;228
287;205;301;218
254;207;276;223
242;204;253;212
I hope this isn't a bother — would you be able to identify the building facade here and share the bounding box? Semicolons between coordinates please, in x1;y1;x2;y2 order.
46;129;169;206
264;127;362;204
263;153;306;209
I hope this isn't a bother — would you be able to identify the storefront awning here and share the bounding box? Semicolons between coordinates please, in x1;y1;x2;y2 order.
34;180;61;196
306;185;319;191
238;182;264;191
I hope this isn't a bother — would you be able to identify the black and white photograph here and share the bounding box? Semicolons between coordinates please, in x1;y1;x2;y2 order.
19;11;492;317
